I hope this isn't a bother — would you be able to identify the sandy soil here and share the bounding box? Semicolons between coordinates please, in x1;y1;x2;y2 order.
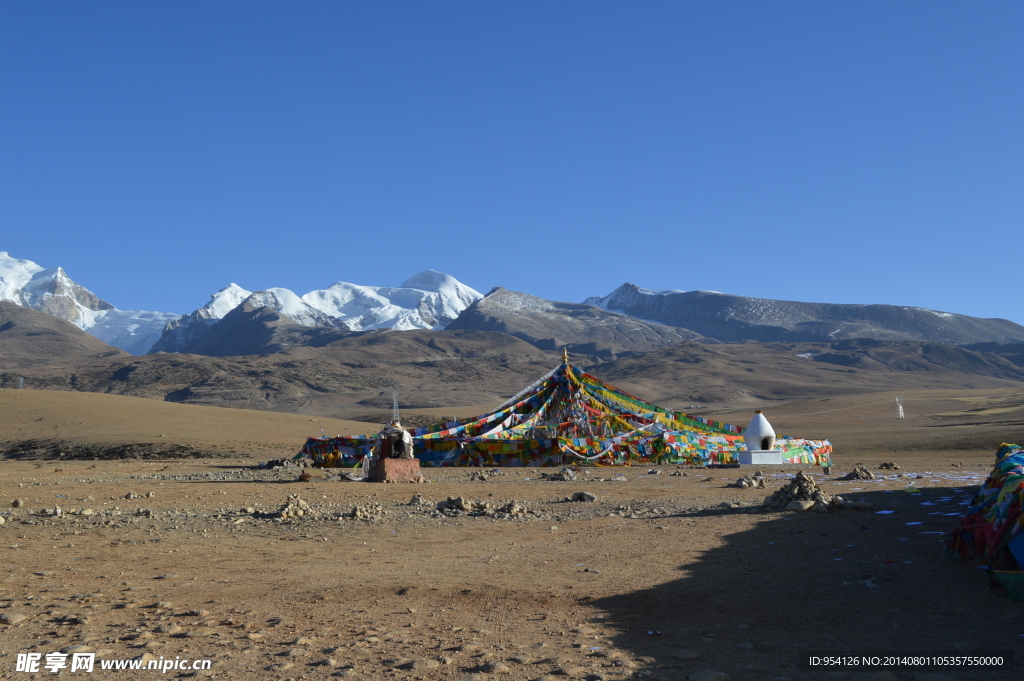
2;388;1023;681
1;456;1021;681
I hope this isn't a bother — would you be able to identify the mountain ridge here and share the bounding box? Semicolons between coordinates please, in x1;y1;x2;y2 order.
6;249;1024;358
446;286;708;358
585;282;1024;345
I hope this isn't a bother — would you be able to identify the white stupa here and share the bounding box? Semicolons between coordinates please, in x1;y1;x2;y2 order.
738;410;785;465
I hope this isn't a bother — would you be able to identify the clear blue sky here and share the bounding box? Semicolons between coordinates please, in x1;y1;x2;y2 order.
1;2;1021;323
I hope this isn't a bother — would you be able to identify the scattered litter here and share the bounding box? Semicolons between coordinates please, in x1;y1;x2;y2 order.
844;574;889;588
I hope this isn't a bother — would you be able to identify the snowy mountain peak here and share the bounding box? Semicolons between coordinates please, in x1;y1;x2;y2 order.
1;251;46;303
300;272;482;332
584;282;691;310
151;271;482;353
242;288;345;328
401;269;459;292
205;283;253;319
0;251;178;355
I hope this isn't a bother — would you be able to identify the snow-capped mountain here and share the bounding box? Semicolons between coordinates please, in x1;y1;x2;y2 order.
148;284;253;353
302;270;482;331
150;270;483;354
584;283;1024;345
0;252;179;355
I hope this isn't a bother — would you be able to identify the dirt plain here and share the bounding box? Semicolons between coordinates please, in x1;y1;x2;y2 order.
2;387;1024;681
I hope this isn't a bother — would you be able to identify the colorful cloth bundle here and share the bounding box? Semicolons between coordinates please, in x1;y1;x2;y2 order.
946;444;1024;567
299;361;832;468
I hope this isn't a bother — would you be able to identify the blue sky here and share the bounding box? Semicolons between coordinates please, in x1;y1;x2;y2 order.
1;2;1021;323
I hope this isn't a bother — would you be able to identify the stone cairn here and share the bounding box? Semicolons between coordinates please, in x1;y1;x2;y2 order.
541;467;578;481
761;471;846;512
274;494;316;519
349;503;385;520
469;468;505;481
435;497;527;518
841;465;876;480
728;471;767;489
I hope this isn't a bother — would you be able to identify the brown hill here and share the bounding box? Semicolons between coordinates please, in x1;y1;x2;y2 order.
0;301;127;370
589;339;1024;409
5;326;1024;423
3;329;558;416
162;302;353;357
586;283;1024;344
0;387;371;459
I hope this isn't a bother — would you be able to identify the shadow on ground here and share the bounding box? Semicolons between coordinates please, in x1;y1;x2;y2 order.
592;486;1024;681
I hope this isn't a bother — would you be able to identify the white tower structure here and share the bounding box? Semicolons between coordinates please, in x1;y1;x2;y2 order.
895;395;905;419
391;391;401;424
738;410;785;465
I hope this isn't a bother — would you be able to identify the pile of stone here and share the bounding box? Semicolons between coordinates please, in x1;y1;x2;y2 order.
841;465;876;480
878;462;900;470
609;504;669;519
568;491;597;502
262;458;312;470
469;469;505;481
408;493;430;507
273;494;317;520
435;497;528;518
728;472;766;489
541;468;578;481
349;503;385;520
761;471;846;512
